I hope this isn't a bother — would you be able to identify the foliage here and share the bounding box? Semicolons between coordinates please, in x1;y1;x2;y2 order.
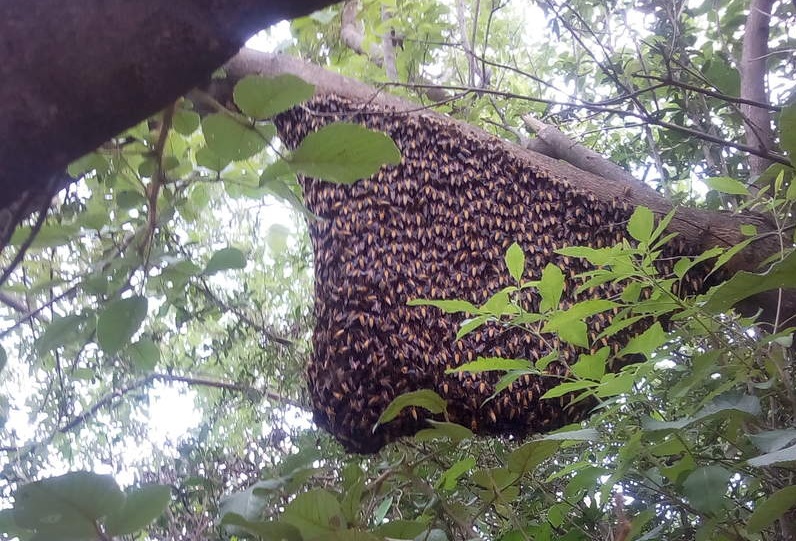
1;1;795;541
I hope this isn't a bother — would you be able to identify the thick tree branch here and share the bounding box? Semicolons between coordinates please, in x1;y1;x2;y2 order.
384;80;791;166
740;0;777;177
0;0;338;214
223;51;795;320
521;114;657;195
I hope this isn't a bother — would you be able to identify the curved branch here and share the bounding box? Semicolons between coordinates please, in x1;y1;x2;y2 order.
0;0;338;214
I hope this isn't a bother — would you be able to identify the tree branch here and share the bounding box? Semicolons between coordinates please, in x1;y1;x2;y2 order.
0;0;338;214
740;0;777;177
0;372;302;455
339;0;449;103
521;114;656;195
382;81;792;166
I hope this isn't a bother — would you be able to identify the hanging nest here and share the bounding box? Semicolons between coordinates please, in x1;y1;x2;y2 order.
274;95;705;453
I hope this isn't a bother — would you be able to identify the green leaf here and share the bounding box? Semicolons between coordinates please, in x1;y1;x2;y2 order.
784;178;796;201
195;146;229;171
643;393;760;432
540;379;597;399
673;247;724;279
682;466;731;515
266;224;290;254
172;109;200;135
456;315;489;340
375;520;430;540
202;113;266;162
323;529;384;541
71;368;95;381
703;250;796;313
618;322;667;359
233;75;315;119
283;489;346;539
505;242;525;282
711;237;753;273
542;427;599;441
445;357;532;374
595;371;636;398
747;485;796;533
221;513;302;541
377;390;447;425
649;208;676;247
481;289;516;316
570;347;608;381
547;503;569;528
779;104;796;157
748;429;796;453
260;159;296;186
414;421;473;443
552;319;589;348
68;152;109;178
36;314;87;354
564;466;609;499
627;206;654;243
13;471;125;538
127;339;160;372
105;485;171;537
747;443;796;467
491;371;528;397
374;496;392;524
703;176;749;195
740;224;757;236
97;296;148;355
204;247;246;275
507;439;560;474
471;467;519;491
539;264;564;312
407;298;479;314
10;223;79;249
556;246;614;266
0;508;27;539
288;122;401;184
437;458;476;491
535;351;559;371
544;300;617;331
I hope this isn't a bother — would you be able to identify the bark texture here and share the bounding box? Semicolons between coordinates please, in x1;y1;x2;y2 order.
0;0;337;212
740;0;776;177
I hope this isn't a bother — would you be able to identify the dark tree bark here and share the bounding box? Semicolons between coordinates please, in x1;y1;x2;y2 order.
0;0;338;212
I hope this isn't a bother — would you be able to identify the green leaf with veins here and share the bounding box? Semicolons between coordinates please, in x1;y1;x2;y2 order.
97;296;148;355
234;75;315;120
288;123;401;184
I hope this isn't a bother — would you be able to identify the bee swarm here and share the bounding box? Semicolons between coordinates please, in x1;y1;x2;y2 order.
275;95;704;454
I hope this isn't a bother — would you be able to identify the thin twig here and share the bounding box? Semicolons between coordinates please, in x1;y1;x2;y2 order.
0;184;53;287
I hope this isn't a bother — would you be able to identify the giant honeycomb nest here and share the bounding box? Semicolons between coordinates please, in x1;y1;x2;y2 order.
275;95;705;453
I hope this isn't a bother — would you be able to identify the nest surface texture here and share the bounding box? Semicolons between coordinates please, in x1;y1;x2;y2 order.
275;95;701;453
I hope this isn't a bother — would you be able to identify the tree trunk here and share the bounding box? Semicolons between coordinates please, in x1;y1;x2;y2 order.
740;0;776;177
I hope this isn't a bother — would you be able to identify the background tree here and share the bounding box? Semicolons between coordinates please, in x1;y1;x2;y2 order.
1;1;795;541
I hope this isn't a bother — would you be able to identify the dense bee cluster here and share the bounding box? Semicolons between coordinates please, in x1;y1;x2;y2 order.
275;95;704;453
